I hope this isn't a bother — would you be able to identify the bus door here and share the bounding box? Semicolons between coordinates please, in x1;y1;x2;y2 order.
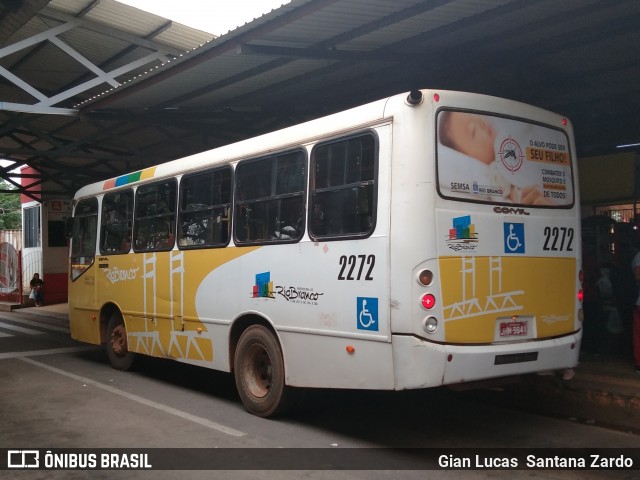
69;198;100;343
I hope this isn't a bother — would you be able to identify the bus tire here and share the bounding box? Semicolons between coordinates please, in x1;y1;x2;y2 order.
234;325;289;417
106;312;135;371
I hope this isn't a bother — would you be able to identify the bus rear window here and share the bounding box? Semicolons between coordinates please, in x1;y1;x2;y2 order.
436;110;574;207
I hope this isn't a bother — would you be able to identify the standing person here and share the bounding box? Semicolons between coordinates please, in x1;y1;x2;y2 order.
631;248;640;373
580;243;602;355
29;273;44;307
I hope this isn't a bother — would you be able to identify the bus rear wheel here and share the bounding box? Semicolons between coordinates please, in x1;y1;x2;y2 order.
234;325;289;417
106;312;135;371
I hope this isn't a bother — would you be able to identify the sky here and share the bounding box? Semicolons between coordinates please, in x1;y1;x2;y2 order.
116;0;291;36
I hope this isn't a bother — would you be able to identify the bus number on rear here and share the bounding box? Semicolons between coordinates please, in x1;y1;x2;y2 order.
542;226;574;251
338;255;375;281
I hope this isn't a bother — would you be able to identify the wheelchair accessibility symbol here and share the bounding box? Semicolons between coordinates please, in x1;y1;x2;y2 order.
357;297;378;331
503;222;525;254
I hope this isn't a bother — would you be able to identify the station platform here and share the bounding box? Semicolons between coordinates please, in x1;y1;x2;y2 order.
2;302;639;433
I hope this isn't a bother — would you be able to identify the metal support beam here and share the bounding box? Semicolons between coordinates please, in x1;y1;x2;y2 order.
0;7;176;116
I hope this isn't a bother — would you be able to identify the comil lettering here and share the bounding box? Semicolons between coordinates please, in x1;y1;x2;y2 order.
493;206;530;215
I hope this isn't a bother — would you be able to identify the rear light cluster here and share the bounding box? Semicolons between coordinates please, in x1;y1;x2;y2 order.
578;269;584;303
578;270;584;303
578;269;584;323
418;269;438;334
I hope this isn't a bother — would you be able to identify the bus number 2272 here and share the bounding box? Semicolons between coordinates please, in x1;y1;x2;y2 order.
542;226;574;252
338;255;375;281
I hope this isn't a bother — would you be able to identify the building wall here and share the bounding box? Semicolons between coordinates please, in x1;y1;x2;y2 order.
21;166;71;304
579;151;637;204
42;199;72;304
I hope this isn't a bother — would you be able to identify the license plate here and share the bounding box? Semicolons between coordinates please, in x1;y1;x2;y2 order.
499;321;527;337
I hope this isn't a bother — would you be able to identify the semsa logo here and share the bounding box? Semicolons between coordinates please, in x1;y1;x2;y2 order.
450;182;471;192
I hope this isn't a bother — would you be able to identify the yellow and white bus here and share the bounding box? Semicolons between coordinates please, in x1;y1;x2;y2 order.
69;89;582;417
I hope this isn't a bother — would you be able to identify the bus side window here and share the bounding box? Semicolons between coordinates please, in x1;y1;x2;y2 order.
100;190;133;254
310;133;377;240
134;180;177;252
178;167;231;248
234;150;306;245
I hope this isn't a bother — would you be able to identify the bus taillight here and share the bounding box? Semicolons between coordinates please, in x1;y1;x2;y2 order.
421;293;436;310
418;269;433;286
578;269;584;303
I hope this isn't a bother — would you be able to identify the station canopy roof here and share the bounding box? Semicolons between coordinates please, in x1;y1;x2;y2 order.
1;0;639;201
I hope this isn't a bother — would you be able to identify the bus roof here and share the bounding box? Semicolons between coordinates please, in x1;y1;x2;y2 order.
73;94;393;200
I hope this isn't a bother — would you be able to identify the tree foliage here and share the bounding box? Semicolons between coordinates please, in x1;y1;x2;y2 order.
0;180;21;230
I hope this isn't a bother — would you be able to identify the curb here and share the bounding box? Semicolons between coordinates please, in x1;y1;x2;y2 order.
505;373;640;433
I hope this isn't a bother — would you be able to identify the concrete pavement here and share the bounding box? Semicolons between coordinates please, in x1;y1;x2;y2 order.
3;302;639;432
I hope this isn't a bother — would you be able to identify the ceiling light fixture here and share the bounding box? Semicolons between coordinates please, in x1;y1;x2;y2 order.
616;142;640;149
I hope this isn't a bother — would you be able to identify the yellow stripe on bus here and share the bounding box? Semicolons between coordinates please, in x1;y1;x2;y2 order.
439;256;576;343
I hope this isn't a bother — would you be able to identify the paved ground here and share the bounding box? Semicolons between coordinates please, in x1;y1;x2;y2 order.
4;302;640;433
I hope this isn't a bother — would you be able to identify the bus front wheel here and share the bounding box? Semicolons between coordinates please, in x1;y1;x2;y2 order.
234;325;289;417
106;312;135;371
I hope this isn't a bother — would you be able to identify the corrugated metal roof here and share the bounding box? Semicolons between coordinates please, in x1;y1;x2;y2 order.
1;0;215;103
50;0;215;49
0;0;216;198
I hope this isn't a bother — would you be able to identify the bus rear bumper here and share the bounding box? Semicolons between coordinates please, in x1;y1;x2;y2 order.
392;333;581;389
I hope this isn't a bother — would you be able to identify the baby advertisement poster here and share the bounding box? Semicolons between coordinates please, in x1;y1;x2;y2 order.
437;110;573;206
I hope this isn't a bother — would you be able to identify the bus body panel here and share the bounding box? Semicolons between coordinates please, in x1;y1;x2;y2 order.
438;256;576;343
87;234;394;388
68;266;100;344
280;331;395;389
82;236;393;386
431;89;581;351
386;92;438;338
194;239;391;343
439;334;579;385
391;333;579;389
385;90;581;384
70;121;394;389
435;202;580;344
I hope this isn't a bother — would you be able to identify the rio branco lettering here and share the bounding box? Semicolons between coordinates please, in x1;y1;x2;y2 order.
104;266;140;284
275;285;325;305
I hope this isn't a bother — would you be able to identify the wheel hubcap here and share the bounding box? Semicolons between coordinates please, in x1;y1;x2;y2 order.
110;324;128;357
244;344;272;398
